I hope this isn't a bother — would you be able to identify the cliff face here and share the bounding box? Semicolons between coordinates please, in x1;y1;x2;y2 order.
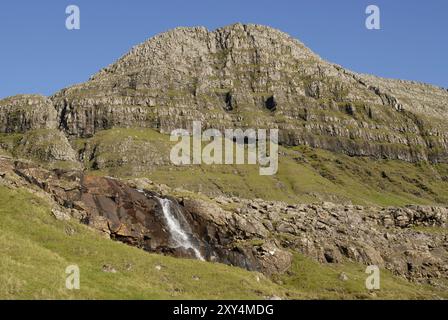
49;23;448;163
1;24;448;163
0;95;58;133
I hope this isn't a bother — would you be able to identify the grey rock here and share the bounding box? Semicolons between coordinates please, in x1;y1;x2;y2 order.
339;272;349;281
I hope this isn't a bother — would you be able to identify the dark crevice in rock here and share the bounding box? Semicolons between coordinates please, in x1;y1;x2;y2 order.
225;92;234;111
265;96;277;111
57;99;70;132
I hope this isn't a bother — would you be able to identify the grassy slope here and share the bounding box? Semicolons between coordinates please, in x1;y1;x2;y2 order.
76;128;448;206
0;186;287;299
274;254;447;300
1;185;446;300
4;127;448;206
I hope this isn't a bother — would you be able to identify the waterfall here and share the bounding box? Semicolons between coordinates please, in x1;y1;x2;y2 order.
157;197;205;261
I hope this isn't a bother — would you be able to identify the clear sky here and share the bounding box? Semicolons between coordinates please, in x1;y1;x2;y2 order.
0;0;446;98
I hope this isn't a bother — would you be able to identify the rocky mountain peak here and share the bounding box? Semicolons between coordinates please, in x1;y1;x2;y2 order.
2;24;448;163
92;23;319;81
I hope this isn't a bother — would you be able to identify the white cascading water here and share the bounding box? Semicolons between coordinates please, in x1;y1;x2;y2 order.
157;197;205;261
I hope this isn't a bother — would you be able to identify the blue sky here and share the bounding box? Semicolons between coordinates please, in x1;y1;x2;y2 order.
0;0;447;98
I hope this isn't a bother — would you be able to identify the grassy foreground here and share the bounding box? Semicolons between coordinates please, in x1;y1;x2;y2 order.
0;185;446;300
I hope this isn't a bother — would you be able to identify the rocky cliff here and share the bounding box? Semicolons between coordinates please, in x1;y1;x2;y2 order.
1;24;448;163
0;95;57;133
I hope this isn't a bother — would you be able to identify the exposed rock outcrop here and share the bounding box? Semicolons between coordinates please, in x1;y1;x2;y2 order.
15;129;77;162
77;129;172;173
0;95;58;133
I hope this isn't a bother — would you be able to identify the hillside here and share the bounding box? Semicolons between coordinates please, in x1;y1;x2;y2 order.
0;24;447;299
0;157;446;299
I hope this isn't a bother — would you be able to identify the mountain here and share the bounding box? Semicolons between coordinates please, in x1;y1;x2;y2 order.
3;24;448;162
52;23;448;163
0;24;447;299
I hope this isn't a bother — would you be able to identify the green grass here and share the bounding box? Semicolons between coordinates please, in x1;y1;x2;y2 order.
274;253;447;300
148;152;448;205
0;133;23;152
69;128;448;206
